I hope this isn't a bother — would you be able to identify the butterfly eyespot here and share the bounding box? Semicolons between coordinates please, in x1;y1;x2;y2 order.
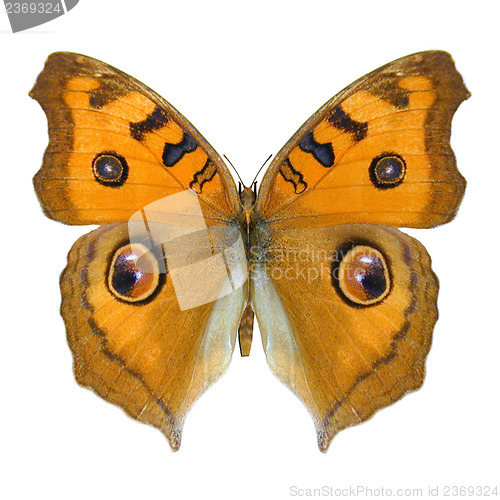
92;153;128;187
108;243;162;303
336;245;391;306
370;154;406;188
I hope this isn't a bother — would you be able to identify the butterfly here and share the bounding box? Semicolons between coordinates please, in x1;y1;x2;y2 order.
31;51;468;452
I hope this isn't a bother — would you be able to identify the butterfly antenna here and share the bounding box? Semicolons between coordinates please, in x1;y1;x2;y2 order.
223;154;244;185
252;154;273;185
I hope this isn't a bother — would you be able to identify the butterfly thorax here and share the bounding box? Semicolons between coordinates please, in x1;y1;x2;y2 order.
238;184;257;250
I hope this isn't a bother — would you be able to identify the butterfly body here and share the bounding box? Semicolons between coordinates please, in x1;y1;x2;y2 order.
32;51;468;451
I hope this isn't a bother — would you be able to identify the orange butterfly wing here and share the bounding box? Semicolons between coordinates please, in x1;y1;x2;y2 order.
31;52;240;225
255;51;469;229
62;223;247;450
251;223;438;451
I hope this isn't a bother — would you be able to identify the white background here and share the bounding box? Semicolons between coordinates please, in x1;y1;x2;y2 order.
1;1;499;499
